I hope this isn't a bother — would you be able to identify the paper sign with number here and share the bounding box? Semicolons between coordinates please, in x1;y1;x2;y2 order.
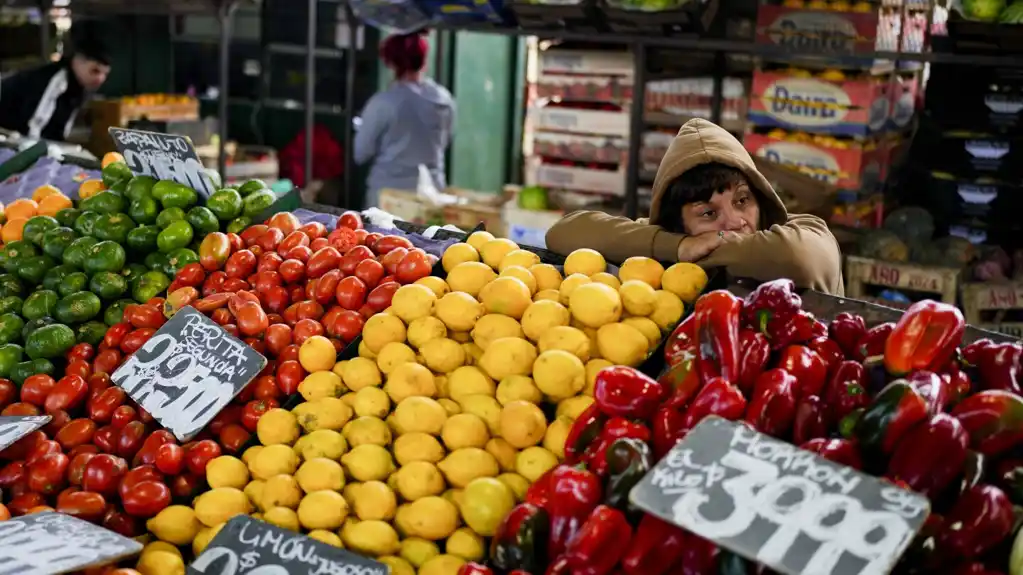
0;415;51;452
629;417;930;575
111;307;266;442
189;515;388;575
0;512;142;575
108;127;215;198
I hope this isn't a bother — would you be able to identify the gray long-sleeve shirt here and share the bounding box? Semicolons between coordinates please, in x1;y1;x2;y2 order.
353;78;455;207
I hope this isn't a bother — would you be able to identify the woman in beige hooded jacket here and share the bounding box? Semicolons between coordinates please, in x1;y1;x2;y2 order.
545;119;844;295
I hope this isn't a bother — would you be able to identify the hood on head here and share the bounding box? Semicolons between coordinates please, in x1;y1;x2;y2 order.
649;118;788;229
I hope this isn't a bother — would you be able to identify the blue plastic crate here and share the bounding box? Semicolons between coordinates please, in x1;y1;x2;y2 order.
349;0;433;33
415;0;507;24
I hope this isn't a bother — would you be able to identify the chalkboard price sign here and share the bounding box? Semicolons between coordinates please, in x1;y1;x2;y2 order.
108;127;215;198
0;415;51;452
0;512;143;575
189;515;388;575
111;306;267;442
629;417;930;575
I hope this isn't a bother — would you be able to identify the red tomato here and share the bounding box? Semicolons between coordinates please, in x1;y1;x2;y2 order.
202;270;228;296
208;405;242;436
118;465;162;501
268;212;301;235
335;276;368;310
67;342;95;362
116;421;147;459
27;452;69;494
258;251;284;273
110;405;138;430
292;319;325;346
255;228;285;252
102;507;142;537
396;250;434;284
120;329;154;355
364;232;383;248
0;461;26;487
67;452;95;486
261;286;291;314
175;263;206;287
20;375;56;407
86;388;124;424
225;249;258;279
211;308;233;326
170;473;202;501
43;409;70;436
278;230;310;255
241;398;279;432
299;222;328;239
222;277;250;292
93;348;122;375
265;324;293;356
123;306;165;330
55;419;97;450
305;278;319;301
333;309;366;342
339;211;363;230
254;270;282;293
56;490;106;522
133;430;176;468
246;338;267;355
64;359;91;380
186;440;222;476
154;443;185;475
122;480;171;518
240;224;269;246
353;228;369;245
44;374;88;413
306;247;342;279
279;259;306;284
293;300;325;322
236;302;270;337
366;281;400;312
1;402;39;416
92;426;118;453
8;492;45;516
0;431;41;462
218;424;250;453
284;245;312;262
278;344;300;363
87;372;112;395
200;232;232;272
26;439;61;465
310;237;329;252
81;454;127;496
276;360;306;395
223;324;240;337
251;375;282;400
373;235;414;255
353;258;385;289
379;247;408;275
226;232;245;252
312;270;340;306
339;245;374;275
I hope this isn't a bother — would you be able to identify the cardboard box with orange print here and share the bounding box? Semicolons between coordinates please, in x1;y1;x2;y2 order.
744;130;888;192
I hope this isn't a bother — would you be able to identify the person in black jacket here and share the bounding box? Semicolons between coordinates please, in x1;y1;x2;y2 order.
0;22;111;141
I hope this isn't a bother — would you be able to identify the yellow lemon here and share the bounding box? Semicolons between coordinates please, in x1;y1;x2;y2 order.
498;249;540;272
205;456;249;489
558;273;591;306
619;280;658;317
569;282;622;328
650;290;685;329
298;490;349;530
521;299;570;342
435;292;485;332
478;337;536;381
391;284;438;323
590;272;621;290
619;256;665;288
532;349;585;401
479;238;519;270
255;408;300;446
298;335;337;372
467;231;495;250
530;263;563;291
446;261;497;297
500;265;537;294
564;248;606;276
295;457;345;492
661;262;707;301
376;342;417;375
597;322;649;366
342;357;382;391
471;313;525;350
407;316;448;349
441;242;480;272
479;276;532;319
363;314;407;354
499;401;547;448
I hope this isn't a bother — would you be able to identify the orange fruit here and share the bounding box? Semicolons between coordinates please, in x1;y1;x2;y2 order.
102;151;125;168
37;193;72;216
2;218;27;243
78;179;106;200
31;184;61;203
4;199;37;221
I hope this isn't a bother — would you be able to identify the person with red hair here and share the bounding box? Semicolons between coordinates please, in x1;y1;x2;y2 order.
354;32;456;208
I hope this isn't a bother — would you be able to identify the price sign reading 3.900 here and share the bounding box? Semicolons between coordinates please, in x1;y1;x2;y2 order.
629;417;930;575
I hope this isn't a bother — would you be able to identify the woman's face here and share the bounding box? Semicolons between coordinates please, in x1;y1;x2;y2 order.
681;180;760;236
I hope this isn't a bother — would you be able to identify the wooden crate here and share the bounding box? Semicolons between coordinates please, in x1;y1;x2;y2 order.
845;256;960;305
961;281;1023;339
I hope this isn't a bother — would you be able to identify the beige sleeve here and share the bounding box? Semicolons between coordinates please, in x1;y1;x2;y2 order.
544;211;686;264
698;214;845;294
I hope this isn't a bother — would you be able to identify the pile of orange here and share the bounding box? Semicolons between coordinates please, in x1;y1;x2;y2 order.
0;184;74;243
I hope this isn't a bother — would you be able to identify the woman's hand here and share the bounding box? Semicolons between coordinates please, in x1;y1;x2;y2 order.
677;231;741;262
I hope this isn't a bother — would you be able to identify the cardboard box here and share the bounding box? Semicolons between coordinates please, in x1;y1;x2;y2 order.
755;5;905;56
534;132;628;165
534;106;630;138
377;187;511;236
540;49;634;77
529;159;627;196
745;131;887;192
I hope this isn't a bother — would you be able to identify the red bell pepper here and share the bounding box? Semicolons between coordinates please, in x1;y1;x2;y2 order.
604;438;653;513
855;380;930;454
828;312;867;357
653;406;687;460
951;389;1023;456
593;365;664;420
887;413;969;499
824;360;869;423
525;466;555;509
742;278;802;335
934;484;1014;560
563;505;633;575
693;290;743;383
943;368;973;407
458;563;495;575
884;300;965;376
792;394;829;445
565;404;607;464
659;348;702;410
972;341;1023;395
995;458;1023;504
855;322;895;361
621;514;687;575
490;502;550;574
800;438;863;470
777;345;828;397
905;370;951;415
548;464;604;558
679;377;747;435
744;368;798;438
769;310;818;350
808;336;844;376
584;418;651;476
962;338;993;367
664;314;697;368
736;329;771;396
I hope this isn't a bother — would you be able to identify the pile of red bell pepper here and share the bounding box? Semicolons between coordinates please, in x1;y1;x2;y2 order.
459;279;1023;575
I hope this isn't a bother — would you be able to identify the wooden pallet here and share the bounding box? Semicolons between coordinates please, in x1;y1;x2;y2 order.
845;256;960;305
961;281;1023;339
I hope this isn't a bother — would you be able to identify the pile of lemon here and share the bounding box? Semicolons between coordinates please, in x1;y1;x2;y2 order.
135;232;708;575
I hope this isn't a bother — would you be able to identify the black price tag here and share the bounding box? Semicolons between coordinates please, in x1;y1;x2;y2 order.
189;516;388;575
0;415;51;452
0;512;143;575
629;417;930;575
111;307;267;442
108;127;215;198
